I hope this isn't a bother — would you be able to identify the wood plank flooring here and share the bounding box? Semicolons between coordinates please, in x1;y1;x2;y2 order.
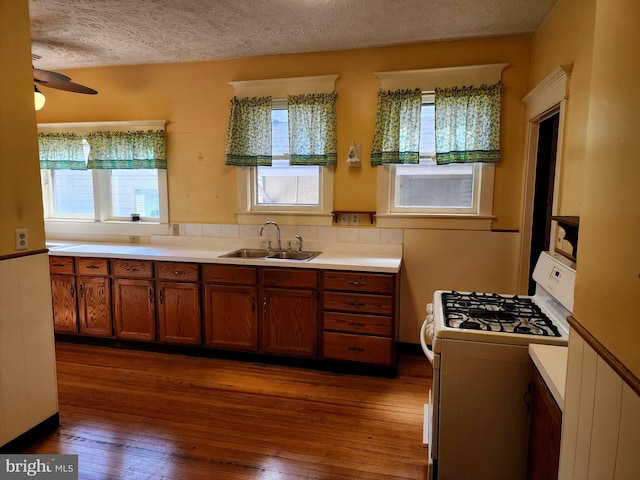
25;342;431;479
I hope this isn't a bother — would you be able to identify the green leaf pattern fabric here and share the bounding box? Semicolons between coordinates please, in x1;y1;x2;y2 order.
371;88;422;166
225;96;273;167
288;93;337;166
38;132;86;170
435;82;501;164
86;130;167;169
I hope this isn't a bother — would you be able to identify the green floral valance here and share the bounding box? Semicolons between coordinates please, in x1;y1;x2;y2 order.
38;132;86;170
435;82;501;165
86;130;167;169
225;96;273;167
288;92;337;166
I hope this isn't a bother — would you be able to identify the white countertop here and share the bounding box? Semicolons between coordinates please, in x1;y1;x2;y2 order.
528;343;568;411
47;241;402;273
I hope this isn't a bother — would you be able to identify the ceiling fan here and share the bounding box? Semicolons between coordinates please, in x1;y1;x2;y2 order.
32;54;97;109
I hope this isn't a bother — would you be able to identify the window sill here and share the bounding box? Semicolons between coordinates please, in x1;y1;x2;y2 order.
236;211;334;227
375;213;494;230
45;219;170;241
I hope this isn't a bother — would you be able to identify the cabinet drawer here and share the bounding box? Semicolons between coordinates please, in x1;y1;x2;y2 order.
323;271;393;294
49;256;74;274
323;332;393;365
203;265;256;285
323;291;393;315
112;259;153;278
157;262;199;282
323;311;392;337
76;258;109;276
262;268;317;289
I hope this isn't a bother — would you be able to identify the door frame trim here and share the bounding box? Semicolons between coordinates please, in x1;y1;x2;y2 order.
517;65;573;293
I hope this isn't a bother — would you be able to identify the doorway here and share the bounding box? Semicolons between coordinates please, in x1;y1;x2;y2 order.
528;112;559;294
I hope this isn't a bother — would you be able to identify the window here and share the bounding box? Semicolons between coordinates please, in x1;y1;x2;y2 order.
39;122;168;224
229;75;338;226
391;95;481;214
253;104;321;210
374;65;504;229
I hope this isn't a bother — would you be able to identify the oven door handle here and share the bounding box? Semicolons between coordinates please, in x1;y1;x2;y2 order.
420;319;435;365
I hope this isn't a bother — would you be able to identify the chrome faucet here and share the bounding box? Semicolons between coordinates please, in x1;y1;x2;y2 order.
259;221;282;251
295;234;303;252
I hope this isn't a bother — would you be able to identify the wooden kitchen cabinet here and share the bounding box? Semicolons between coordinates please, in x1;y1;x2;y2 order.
322;271;397;367
112;260;155;341
76;258;112;337
526;366;562;480
261;268;318;357
157;262;201;345
49;256;78;333
203;265;258;351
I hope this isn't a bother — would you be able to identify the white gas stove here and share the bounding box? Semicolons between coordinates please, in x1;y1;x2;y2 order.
421;251;575;480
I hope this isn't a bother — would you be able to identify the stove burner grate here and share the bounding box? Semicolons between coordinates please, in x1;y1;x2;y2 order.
441;291;561;337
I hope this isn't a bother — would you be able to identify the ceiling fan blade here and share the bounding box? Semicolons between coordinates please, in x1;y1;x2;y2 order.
33;67;71;83
36;80;98;95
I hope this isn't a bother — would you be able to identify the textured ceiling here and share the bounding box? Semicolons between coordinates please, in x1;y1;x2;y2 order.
29;0;557;70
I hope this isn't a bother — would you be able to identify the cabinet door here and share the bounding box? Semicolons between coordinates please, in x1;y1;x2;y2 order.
204;284;257;351
527;367;562;480
113;278;155;341
158;282;201;345
50;274;78;333
78;276;112;336
262;287;317;357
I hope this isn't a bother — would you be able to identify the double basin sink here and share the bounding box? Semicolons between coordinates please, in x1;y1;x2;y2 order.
219;248;321;262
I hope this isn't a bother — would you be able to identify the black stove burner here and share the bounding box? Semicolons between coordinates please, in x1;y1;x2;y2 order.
441;291;561;337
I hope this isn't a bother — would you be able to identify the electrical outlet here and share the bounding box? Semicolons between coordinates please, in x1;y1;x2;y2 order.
171;223;179;236
339;214;349;225
129;236;140;244
15;228;28;250
350;214;360;226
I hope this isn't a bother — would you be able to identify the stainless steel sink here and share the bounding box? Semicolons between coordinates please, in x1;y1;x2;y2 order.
266;251;321;261
219;248;271;259
219;249;321;261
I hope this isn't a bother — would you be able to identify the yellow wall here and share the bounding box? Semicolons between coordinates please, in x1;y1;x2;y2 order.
0;0;46;254
35;36;532;230
571;0;640;377
531;0;597;217
533;0;640;377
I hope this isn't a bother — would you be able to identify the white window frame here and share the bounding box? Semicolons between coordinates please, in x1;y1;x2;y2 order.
374;64;506;230
38;121;169;238
229;75;338;227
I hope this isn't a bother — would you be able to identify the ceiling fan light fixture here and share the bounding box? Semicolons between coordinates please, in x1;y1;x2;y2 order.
34;85;46;111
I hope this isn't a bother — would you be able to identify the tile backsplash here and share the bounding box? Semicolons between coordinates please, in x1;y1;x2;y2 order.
175;223;403;245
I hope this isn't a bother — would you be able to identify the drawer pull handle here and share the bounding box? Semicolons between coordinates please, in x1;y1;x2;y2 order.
348;346;365;352
79;284;84;299
126;268;141;272
159;290;164;304
348;321;365;327
86;265;101;269
52;263;66;267
149;288;154;303
348;281;366;286
347;301;366;307
172;271;187;275
70;285;75;298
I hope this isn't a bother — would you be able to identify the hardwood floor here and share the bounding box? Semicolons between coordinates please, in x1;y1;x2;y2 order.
26;342;431;479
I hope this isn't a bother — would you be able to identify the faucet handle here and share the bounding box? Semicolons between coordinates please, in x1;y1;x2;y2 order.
262;240;272;251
